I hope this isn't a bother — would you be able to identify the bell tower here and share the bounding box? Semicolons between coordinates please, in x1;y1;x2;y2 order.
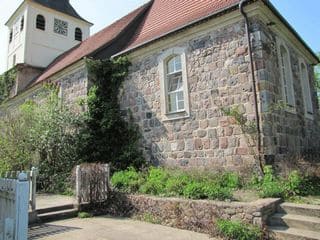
6;0;92;70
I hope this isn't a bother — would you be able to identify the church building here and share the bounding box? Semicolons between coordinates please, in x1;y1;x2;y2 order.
1;0;319;172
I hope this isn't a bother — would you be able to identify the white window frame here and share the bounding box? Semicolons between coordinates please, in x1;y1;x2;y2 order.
159;47;190;121
299;58;313;119
276;38;296;112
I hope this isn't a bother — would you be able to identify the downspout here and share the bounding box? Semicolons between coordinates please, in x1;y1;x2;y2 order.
239;0;264;175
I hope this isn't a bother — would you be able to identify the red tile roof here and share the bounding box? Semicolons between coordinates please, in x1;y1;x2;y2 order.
123;0;240;52
34;2;150;84
35;0;241;84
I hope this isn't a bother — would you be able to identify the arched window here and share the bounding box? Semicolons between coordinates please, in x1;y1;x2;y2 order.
75;27;82;41
277;40;295;108
166;55;184;113
36;14;45;30
158;47;190;120
20;16;24;31
9;29;13;43
299;60;313;116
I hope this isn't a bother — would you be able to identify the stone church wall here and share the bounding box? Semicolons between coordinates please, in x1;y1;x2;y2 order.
120;18;260;172
252;19;320;167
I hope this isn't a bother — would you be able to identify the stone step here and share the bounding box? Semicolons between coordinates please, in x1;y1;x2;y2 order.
37;204;76;214
278;203;320;218
268;213;320;232
268;226;320;240
38;208;78;223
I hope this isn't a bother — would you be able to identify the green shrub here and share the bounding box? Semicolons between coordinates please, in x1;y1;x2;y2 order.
284;170;302;197
217;172;241;189
165;172;189;196
140;167;169;195
203;183;233;200
183;182;207;199
257;166;284;198
111;167;144;193
216;219;262;240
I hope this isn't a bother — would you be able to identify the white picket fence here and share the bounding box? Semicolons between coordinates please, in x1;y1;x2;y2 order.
3;168;37;212
0;173;29;240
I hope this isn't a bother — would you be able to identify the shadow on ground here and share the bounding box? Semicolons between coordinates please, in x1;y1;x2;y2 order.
28;224;81;239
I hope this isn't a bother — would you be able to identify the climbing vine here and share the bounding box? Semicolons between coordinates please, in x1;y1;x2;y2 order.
81;57;145;172
0;67;17;104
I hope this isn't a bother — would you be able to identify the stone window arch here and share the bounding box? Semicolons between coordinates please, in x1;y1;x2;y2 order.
277;38;295;109
36;14;45;30
75;27;82;41
299;58;313;117
159;47;190;121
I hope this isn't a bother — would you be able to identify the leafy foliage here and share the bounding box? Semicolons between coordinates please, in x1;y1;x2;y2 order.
111;167;239;200
0;67;16;104
251;166;303;199
82;57;145;171
0;86;85;192
111;167;144;193
216;219;262;240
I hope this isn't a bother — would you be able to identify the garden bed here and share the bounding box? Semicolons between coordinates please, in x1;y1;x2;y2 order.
98;192;280;235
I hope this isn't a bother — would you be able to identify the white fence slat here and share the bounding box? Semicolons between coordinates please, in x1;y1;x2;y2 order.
0;172;29;240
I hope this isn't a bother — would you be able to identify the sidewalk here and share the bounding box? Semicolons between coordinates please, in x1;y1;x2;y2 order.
28;216;212;240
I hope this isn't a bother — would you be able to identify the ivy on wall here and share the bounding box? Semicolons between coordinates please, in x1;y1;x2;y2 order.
81;57;145;172
0;68;17;104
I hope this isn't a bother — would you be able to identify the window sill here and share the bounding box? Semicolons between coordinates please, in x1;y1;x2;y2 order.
305;113;314;120
284;106;296;115
162;111;190;122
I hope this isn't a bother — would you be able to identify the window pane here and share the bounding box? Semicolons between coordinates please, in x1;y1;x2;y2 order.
280;45;294;106
167;55;182;73
168;93;177;112
178;100;184;110
177;91;184;101
167;73;182;92
175;56;182;71
301;63;313;114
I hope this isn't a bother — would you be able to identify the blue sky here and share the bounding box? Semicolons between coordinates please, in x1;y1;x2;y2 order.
0;0;319;73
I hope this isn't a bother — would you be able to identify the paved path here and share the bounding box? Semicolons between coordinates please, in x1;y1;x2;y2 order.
35;194;75;210
28;216;212;240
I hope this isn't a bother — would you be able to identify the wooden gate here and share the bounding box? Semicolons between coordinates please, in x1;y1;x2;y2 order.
75;164;110;205
0;173;29;240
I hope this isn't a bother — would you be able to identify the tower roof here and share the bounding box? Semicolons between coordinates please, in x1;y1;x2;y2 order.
31;0;91;24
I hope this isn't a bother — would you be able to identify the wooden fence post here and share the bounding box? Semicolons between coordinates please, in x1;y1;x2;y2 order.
76;165;81;207
30;167;37;212
15;173;29;240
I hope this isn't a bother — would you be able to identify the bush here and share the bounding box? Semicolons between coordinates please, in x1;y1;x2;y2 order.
111;167;144;193
165;172;190;196
217;172;241;189
252;166;305;199
111;167;239;201
216;219;262;240
183;182;207;199
139;167;169;195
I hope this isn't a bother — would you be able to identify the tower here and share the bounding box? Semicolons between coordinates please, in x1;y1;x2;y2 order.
5;0;92;70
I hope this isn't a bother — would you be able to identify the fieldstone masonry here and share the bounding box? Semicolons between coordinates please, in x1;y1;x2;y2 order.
103;194;281;234
121;20;260;171
120;16;320;171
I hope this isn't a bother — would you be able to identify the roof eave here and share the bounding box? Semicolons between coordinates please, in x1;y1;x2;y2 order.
113;1;249;58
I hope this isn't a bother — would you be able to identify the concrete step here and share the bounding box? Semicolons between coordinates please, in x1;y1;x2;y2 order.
37;204;76;214
278;203;320;218
268;226;320;240
268;213;320;232
38;208;78;223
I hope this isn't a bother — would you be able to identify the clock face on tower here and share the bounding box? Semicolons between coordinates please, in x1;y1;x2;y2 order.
54;18;68;36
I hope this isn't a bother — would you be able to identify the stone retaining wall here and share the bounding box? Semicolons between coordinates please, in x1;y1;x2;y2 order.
102;193;281;234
